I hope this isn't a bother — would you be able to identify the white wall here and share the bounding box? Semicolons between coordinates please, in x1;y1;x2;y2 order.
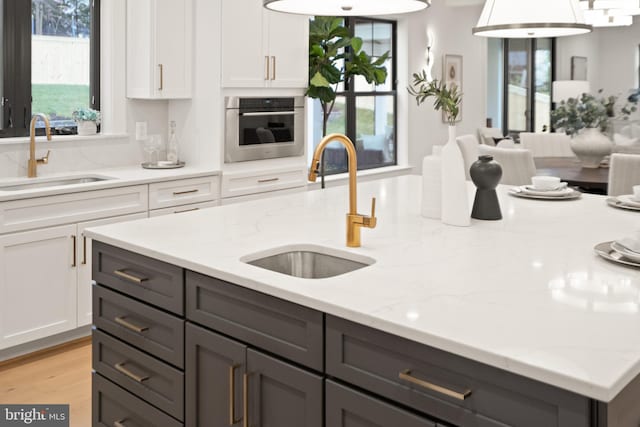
406;2;487;173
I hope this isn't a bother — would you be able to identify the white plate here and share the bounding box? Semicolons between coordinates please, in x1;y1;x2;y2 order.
519;185;572;197
606;197;640;211
509;187;582;200
611;241;640;263
594;242;640;269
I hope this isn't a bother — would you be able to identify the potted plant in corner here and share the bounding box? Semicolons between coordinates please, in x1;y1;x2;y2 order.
72;107;101;136
551;91;637;168
408;70;469;227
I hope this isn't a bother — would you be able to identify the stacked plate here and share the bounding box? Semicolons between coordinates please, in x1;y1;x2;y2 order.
595;239;640;268
508;182;582;200
607;194;640;211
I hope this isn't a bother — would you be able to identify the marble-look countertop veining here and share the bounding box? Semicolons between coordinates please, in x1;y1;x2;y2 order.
84;175;640;402
0;166;221;201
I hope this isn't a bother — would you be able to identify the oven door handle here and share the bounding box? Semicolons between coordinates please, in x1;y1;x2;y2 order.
239;111;297;117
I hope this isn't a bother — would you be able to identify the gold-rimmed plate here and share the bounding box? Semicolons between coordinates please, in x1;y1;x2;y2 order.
594;241;640;268
508;187;582;200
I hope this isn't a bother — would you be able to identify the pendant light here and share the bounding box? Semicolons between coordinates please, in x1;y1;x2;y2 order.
473;0;592;38
263;0;430;16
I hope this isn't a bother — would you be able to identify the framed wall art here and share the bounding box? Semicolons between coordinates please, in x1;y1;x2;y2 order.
443;54;463;123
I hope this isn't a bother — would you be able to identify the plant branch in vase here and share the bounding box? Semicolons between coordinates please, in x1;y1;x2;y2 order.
408;71;469;226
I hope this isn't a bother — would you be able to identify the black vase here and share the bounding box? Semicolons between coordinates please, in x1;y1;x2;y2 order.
470;155;503;220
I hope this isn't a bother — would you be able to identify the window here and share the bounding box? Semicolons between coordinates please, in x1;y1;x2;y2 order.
310;17;397;175
502;38;554;138
0;0;100;137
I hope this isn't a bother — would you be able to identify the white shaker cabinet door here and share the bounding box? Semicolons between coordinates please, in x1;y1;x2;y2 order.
76;213;148;328
221;0;267;88
266;10;309;88
0;224;77;350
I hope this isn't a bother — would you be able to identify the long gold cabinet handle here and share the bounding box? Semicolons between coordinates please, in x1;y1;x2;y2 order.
82;235;87;265
271;56;276;81
229;365;242;425
158;64;164;90
71;235;77;267
113;269;148;284
114;316;149;333
398;369;472;401
115;362;149;383
173;189;199;196
243;373;250;427
265;56;270;80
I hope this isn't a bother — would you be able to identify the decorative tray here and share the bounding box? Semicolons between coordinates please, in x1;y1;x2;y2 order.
141;161;185;170
594;241;640;268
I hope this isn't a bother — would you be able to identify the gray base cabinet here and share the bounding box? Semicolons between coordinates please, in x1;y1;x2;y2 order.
186;322;323;427
92;242;640;427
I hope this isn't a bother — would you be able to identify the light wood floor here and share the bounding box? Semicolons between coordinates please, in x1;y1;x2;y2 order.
0;339;92;427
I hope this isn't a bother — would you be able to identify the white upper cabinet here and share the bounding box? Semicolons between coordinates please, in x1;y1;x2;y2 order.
221;0;309;88
126;0;193;99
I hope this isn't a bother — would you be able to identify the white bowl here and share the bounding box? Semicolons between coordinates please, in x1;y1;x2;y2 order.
531;176;561;191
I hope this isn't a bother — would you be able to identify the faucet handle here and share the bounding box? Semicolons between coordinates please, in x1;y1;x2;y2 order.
363;197;377;228
37;150;51;165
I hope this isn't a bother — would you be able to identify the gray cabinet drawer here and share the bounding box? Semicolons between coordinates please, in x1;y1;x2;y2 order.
93;330;185;421
326;316;591;427
93;373;182;427
93;241;184;315
186;270;323;371
326;380;437;427
93;285;184;368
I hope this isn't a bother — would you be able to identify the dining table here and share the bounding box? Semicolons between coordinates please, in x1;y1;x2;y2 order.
534;156;609;194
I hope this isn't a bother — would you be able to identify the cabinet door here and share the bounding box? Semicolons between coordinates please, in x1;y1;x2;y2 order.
0;224;77;349
266;10;309;88
246;349;322;427
186;323;246;427
326;380;437;427
221;0;268;88
154;0;192;98
77;213;146;327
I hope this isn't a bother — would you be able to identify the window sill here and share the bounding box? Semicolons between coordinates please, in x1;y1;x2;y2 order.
306;165;414;190
0;133;129;146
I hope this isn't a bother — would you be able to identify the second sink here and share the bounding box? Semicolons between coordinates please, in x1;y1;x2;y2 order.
243;245;375;279
0;175;113;191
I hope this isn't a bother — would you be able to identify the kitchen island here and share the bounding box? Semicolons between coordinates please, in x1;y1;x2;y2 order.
86;175;640;427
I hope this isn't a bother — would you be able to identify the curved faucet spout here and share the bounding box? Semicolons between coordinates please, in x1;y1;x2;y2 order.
28;113;52;178
308;133;377;247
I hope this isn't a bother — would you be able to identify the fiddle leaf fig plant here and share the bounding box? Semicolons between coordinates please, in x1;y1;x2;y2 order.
408;70;462;126
307;16;389;136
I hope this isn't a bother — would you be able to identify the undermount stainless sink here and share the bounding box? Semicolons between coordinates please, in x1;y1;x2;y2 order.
242;245;375;279
0;175;114;191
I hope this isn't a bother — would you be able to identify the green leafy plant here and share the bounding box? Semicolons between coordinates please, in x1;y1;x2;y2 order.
72;107;101;124
307;16;389;136
551;91;637;137
408;71;462;126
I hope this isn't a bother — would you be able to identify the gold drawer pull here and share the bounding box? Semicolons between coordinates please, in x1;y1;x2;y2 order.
229;365;241;425
114;316;148;333
173;189;199;196
113;269;148;284
174;207;199;214
399;369;472;401
114;420;127;427
115;362;149;383
257;177;279;183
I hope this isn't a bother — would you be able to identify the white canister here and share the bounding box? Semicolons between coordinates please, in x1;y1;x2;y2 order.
441;125;470;227
421;146;443;219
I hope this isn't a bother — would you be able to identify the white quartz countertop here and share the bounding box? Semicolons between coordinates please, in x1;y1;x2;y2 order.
84;175;640;402
0;166;221;201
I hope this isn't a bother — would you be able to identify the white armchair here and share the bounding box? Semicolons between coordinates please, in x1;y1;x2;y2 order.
519;132;574;158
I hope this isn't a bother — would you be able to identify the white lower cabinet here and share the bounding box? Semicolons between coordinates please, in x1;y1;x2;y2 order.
76;213;147;327
0;224;78;349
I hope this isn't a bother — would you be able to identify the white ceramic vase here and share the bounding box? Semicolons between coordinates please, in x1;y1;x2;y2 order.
570;128;613;168
77;120;97;136
421;145;443;219
441;125;470;227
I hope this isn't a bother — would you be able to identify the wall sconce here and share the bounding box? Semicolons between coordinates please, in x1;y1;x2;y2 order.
424;31;434;82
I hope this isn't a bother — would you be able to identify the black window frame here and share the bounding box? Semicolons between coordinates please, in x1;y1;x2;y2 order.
325;16;398;175
502;37;555;139
0;0;100;138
